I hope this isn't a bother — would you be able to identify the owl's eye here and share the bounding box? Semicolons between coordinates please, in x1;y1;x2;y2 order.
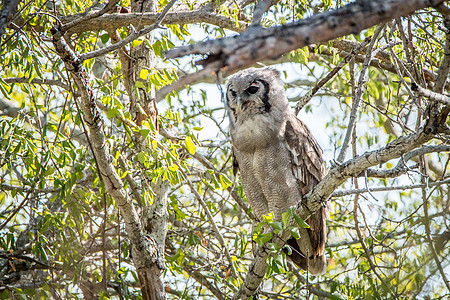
231;90;237;98
246;83;259;94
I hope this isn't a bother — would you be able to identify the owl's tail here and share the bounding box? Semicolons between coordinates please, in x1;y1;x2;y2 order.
285;238;327;275
284;206;327;275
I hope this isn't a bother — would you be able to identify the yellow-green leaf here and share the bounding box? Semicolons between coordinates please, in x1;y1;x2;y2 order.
140;69;149;79
219;174;232;190
185;136;196;155
132;39;144;47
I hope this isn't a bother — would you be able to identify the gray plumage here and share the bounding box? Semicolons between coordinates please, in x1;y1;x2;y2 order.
225;67;327;274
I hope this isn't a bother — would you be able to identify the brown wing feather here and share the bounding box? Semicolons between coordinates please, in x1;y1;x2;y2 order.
284;116;327;270
232;150;239;176
284;116;326;193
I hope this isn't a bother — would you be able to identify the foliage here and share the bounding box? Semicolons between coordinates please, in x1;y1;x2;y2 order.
0;0;449;299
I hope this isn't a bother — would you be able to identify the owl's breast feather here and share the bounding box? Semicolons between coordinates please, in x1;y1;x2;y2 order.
231;112;285;152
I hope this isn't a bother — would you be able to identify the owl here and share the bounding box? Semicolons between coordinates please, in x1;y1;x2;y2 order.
225;67;327;274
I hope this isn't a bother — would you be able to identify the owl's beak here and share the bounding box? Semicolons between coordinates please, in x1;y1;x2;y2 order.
237;96;249;111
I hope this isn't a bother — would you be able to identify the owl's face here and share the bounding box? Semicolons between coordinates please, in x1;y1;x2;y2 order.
225;68;288;122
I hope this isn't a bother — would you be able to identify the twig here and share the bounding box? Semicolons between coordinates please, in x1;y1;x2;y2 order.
156;63;220;102
3;77;71;91
286;261;332;298
79;0;177;61
364;145;450;178
117;155;142;202
178;167;238;278
159;128;256;221
420;158;450;292
0;187;35;230
336;24;384;163
332;178;450;197
60;0;120;32
353;190;398;298
294;36;372;114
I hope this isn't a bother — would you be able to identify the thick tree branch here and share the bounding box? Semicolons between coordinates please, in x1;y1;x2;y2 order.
14;10;246;35
0;0;22;40
50;26;164;298
166;0;445;77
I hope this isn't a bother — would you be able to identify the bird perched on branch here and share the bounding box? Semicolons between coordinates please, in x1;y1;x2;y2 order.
225;67;327;274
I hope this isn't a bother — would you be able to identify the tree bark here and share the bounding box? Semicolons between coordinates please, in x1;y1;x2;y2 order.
0;0;23;40
166;0;446;75
50;24;166;300
127;0;169;298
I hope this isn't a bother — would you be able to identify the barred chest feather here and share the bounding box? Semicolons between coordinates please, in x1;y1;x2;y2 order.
230;112;285;152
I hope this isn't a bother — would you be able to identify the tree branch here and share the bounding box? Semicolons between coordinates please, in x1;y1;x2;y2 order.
336;24;384;163
60;0;120;32
250;0;278;26
420;161;450;292
412;83;450;105
166;0;445;76
79;0;176;61
0;0;23;40
333;178;450;197
294;36;372;114
50;25;162;292
16;9;247;35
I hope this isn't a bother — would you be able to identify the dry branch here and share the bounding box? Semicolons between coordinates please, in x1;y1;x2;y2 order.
50;25;166;298
166;0;445;77
14;10;246;35
333;178;450;197
0;0;23;39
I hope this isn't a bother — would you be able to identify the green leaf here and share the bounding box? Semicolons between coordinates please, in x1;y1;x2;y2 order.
137;152;147;164
100;33;110;44
135;81;146;89
330;293;345;300
290;227;300;240
293;213;310;228
281;211;290;227
185;136;196;155
269;221;283;232
141;128;150;138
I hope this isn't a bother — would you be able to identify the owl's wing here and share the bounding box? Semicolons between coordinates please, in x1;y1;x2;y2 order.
284;115;327;196
232;149;239;176
284;115;327;269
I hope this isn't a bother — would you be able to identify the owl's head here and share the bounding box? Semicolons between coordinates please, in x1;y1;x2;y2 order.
225;67;289;121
